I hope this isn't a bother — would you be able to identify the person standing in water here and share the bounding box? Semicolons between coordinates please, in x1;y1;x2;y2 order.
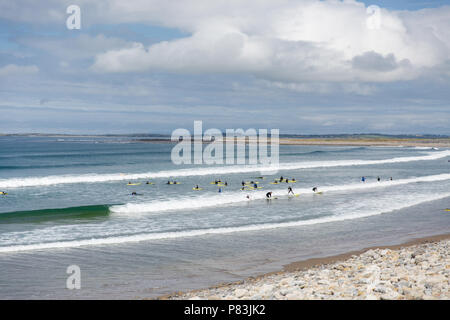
377;176;381;182
361;176;366;182
312;187;318;193
266;192;273;199
288;186;294;195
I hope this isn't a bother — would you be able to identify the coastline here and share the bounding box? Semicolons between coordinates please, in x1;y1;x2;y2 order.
161;233;450;300
277;138;450;148
135;137;450;148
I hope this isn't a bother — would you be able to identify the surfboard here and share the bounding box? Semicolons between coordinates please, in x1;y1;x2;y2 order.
270;182;280;185
127;183;141;186
445;209;450;212
192;188;203;191
314;192;323;195
0;192;7;195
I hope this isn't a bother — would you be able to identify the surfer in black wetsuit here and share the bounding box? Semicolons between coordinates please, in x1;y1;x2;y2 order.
312;187;318;193
241;181;245;187
377;176;381;182
266;192;273;199
288;186;294;195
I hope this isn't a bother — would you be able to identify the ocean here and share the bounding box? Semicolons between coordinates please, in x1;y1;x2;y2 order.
0;136;449;299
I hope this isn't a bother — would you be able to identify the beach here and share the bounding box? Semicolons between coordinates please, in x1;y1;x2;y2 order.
0;136;449;299
166;234;450;300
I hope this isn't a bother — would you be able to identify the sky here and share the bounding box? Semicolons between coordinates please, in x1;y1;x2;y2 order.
0;0;449;134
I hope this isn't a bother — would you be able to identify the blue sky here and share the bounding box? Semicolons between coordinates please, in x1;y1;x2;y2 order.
0;0;449;134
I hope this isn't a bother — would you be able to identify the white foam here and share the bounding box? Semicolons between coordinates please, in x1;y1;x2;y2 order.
110;173;450;214
1;150;449;189
1;192;448;253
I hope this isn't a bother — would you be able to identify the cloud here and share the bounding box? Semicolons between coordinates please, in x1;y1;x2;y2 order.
352;51;410;72
0;64;38;76
87;1;450;84
19;34;134;61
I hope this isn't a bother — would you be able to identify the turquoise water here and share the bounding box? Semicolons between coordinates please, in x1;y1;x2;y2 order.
0;136;449;298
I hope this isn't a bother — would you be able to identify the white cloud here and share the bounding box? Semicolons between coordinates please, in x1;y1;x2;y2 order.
87;0;450;84
0;64;38;76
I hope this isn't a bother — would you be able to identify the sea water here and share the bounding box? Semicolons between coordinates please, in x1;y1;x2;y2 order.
0;136;449;299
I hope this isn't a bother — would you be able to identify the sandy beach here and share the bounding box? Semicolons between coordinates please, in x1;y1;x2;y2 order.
278;138;450;148
164;234;450;300
134;137;450;148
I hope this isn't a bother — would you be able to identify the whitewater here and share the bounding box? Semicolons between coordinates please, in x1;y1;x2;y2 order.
1;149;449;189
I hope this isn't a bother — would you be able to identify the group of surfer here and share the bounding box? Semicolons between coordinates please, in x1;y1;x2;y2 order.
361;176;393;182
265;186;319;199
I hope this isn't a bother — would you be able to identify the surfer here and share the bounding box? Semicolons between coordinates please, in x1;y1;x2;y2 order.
377;176;381;182
280;176;284;182
312;187;318;193
253;183;258;188
288;186;294;195
225;181;228;186
167;180;171;184
266;192;273;199
241;181;245;187
0;191;7;195
218;188;222;193
146;181;151;185
361;176;366;182
390;177;393;181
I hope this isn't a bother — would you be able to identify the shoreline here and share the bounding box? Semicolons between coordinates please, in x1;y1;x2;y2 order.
161;233;450;300
134;138;450;148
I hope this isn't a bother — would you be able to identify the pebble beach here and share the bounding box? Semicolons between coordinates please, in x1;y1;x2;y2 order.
167;237;450;300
